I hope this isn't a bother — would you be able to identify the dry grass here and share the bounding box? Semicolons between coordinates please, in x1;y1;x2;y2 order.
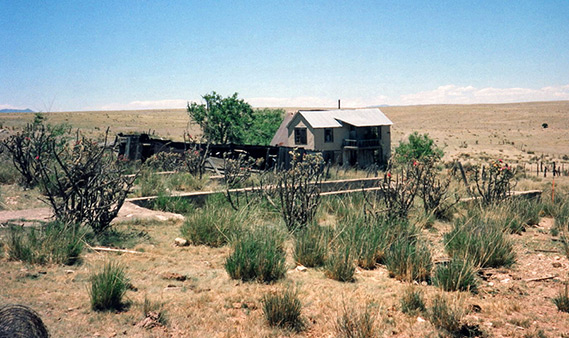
1;101;569;336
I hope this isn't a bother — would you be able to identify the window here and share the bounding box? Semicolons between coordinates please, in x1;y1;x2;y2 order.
324;128;334;143
294;128;307;145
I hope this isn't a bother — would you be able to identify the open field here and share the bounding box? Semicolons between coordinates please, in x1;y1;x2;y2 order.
1;100;569;337
1;100;567;164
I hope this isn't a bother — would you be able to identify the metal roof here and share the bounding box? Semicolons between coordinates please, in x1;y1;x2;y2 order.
290;108;393;128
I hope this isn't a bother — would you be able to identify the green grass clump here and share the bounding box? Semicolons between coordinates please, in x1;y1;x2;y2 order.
262;288;304;332
152;193;195;214
384;236;432;282
400;287;426;315
335;302;378;338
89;261;129;312
324;244;355;282
293;223;330;267
432;259;478;293
428;295;467;337
553;283;569;313
445;215;515;268
6;221;84;265
181;205;242;247
339;215;419;270
339;214;382;270
224;228;286;283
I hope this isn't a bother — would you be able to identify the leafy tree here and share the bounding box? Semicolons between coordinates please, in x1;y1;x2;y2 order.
394;132;443;164
187;92;254;144
243;108;284;145
187;92;284;145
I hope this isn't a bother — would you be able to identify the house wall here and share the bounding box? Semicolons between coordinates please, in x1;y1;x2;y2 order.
380;125;391;160
312;126;348;151
287;115;315;149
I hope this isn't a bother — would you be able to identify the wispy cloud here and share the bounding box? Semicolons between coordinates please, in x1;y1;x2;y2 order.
246;95;390;108
398;84;569;105
98;99;189;111
87;84;569;111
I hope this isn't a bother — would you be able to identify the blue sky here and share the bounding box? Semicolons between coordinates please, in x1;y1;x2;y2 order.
1;1;568;111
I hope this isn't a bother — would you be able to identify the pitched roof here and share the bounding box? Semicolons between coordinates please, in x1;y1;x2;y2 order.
288;108;393;129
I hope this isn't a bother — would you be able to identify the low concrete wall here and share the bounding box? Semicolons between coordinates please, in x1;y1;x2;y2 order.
127;177;384;208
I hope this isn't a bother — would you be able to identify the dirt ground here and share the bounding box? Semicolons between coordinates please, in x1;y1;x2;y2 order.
1;188;569;337
1;101;568;337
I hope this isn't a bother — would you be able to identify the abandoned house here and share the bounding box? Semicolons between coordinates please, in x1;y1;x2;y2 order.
271;108;393;167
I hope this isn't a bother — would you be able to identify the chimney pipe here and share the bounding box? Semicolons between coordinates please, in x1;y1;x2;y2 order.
338;99;341;109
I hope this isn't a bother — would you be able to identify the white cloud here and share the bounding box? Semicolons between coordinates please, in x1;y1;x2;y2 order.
398;84;569;105
90;84;569;111
98;99;189;111
246;95;390;108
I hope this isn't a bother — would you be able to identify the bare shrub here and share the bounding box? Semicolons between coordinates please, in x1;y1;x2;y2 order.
38;132;137;234
223;152;254;210
1;121;66;189
144;151;185;172
376;163;419;219
414;158;460;220
275;151;325;232
182;138;209;179
470;159;516;205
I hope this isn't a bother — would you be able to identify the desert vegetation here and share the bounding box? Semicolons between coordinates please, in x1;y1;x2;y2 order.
0;102;569;336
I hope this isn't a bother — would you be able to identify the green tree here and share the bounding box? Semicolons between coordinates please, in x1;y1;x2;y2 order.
243;108;284;145
394;132;443;163
187;92;254;144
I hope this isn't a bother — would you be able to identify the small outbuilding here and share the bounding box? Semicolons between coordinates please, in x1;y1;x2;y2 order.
271;108;393;167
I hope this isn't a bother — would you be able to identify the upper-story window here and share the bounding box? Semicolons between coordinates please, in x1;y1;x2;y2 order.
324;128;334;143
294;128;307;145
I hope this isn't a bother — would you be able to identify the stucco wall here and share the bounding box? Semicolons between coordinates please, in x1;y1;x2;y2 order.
287;115;315;149
313;126;348;151
381;125;391;160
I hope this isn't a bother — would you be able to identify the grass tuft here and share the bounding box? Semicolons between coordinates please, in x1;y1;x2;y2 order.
262;288;304;332
432;258;479;293
384;236;432;282
89;261;129;312
324;244;355;282
335;302;379;338
445;214;516;268
293;223;330;268
429;294;467;336
224;227;286;283
6;221;84;265
181;205;242;247
553;283;569;313
400;287;426;315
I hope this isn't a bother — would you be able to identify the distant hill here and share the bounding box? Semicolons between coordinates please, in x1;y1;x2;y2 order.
0;108;34;113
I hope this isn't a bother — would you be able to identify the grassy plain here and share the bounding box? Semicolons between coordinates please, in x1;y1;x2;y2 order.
1;101;569;337
1;100;567;162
